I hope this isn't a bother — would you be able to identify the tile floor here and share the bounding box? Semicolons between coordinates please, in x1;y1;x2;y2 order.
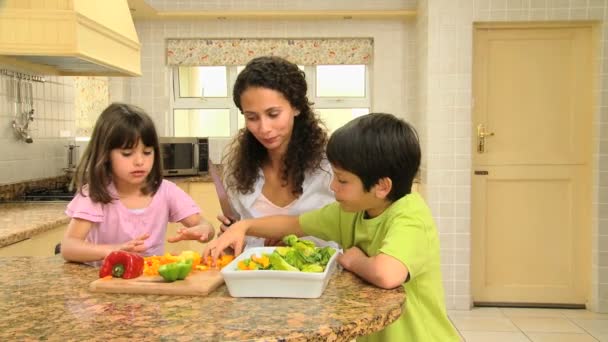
448;308;608;342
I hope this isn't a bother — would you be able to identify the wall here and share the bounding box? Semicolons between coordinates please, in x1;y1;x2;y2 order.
0;70;75;184
126;18;415;140
420;0;608;311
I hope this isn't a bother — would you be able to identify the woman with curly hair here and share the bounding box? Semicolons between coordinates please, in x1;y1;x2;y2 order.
220;56;335;248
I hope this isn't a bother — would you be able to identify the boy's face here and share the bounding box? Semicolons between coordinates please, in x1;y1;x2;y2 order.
330;166;388;217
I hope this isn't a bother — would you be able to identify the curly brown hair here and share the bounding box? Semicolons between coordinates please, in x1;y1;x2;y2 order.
224;56;328;197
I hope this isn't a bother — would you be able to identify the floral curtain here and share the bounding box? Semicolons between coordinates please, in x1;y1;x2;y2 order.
166;38;373;66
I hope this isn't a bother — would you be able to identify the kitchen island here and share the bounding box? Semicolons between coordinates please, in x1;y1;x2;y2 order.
0;256;405;341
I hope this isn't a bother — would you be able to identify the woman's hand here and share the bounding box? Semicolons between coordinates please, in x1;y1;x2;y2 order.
216;214;236;236
117;233;150;253
167;222;215;243
203;220;249;261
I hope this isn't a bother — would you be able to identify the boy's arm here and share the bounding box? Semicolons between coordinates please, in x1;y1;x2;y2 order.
338;247;409;289
203;215;303;259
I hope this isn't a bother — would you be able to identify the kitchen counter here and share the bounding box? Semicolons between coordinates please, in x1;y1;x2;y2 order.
0;176;213;248
0;202;68;248
0;256;405;341
164;173;214;183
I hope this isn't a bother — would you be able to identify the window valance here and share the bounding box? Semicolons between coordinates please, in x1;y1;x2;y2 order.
166;38;373;66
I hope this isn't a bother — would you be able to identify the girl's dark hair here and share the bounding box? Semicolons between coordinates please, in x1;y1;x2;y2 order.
327;113;421;202
225;56;328;196
73;102;163;203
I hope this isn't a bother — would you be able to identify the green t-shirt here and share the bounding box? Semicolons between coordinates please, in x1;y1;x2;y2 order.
300;192;460;342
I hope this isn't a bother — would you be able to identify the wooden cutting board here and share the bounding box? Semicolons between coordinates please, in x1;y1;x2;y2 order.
89;271;224;296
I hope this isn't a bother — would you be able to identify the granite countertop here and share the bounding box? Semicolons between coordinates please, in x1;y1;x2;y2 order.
0;202;69;248
0;256;405;341
165;173;213;183
0;176;213;248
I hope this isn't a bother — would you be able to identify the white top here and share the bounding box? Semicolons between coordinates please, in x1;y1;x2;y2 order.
227;159;336;248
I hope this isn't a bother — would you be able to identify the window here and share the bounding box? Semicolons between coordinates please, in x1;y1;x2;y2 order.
171;65;370;137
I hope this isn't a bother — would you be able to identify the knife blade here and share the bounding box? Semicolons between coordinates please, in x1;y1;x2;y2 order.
207;159;240;225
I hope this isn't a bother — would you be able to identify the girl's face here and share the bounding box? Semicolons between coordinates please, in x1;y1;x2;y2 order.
109;138;154;188
240;86;298;154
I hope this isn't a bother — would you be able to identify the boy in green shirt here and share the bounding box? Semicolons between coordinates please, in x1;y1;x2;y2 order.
204;113;460;341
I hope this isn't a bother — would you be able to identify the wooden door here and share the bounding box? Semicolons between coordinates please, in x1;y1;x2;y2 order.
471;23;595;305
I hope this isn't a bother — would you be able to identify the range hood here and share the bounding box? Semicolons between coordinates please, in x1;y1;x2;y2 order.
0;0;141;76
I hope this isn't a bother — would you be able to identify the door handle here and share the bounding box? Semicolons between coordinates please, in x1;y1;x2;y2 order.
477;124;494;153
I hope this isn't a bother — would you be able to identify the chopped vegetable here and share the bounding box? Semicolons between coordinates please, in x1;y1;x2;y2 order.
269;252;299;271
236;235;337;273
158;259;192;282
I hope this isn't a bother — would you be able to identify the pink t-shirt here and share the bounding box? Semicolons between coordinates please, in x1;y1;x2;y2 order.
65;180;200;257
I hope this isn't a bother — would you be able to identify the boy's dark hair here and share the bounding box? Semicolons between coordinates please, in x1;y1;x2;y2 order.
226;56;328;196
327;113;420;202
73;102;163;204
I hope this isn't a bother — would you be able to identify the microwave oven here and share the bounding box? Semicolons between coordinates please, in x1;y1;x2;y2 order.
159;137;208;176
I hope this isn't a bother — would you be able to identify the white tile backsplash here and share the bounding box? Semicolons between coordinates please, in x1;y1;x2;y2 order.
0;72;75;185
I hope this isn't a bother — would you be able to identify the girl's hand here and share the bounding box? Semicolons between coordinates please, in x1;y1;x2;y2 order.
118;233;150;253
167;222;215;243
203;220;248;260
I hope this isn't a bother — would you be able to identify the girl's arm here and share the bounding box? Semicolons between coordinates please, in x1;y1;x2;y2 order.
61;218;148;262
167;213;216;243
338;247;409;289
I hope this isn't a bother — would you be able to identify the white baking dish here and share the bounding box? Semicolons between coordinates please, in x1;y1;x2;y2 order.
220;246;339;298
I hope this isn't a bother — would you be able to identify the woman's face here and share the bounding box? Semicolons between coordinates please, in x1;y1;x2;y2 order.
240;86;298;154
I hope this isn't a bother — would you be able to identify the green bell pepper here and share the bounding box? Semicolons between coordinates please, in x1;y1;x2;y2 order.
158;259;193;282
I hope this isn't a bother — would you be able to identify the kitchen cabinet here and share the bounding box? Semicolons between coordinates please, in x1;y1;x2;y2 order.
164;182;222;254
0;224;66;257
0;0;140;76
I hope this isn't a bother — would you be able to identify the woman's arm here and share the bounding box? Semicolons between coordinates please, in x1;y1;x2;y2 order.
60;218;149;262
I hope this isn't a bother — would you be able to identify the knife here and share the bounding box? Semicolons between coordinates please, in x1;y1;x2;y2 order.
207;159;240;226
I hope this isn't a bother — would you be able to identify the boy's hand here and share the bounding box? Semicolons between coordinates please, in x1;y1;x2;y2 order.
117;233;150;253
337;246;366;271
167;222;215;243
203;220;248;261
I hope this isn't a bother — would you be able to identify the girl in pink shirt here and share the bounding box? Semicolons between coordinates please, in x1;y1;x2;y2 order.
61;103;215;264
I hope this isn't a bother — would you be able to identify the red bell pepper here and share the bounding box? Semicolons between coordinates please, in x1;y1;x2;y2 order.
99;251;144;279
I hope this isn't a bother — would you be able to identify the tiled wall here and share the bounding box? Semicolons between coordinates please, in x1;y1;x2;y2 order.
416;0;474;311
420;0;608;311
0;70;75;184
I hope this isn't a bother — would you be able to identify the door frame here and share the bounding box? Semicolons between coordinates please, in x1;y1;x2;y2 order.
470;20;600;307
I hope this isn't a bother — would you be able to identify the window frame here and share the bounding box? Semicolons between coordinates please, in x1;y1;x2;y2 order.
170;65;371;137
